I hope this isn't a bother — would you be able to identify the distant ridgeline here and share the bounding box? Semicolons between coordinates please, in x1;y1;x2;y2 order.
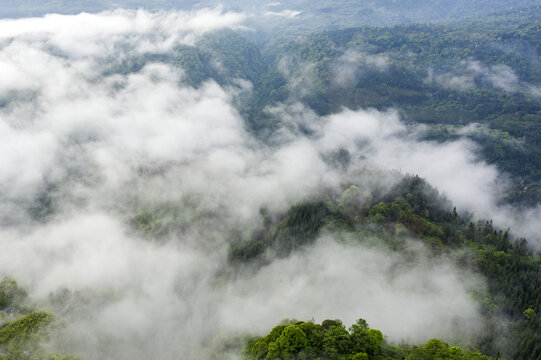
243;318;497;360
20;5;539;209
2;4;541;360
139;6;541;208
1;0;540;31
247;6;541;208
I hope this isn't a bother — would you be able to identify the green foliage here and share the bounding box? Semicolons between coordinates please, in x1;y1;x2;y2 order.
322;325;351;358
2;5;540;360
523;308;535;320
228;201;352;263
0;311;53;353
276;325;308;356
342;185;361;206
253;8;541;207
419;338;451;360
369;202;389;221
0;352;82;360
249;325;287;360
43;354;83;360
266;341;281;360
351;353;368;360
406;339;494;360
235;174;541;359
244;319;494;360
0;278;27;309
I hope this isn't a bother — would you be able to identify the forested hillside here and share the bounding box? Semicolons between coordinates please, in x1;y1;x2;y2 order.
244;319;496;360
0;3;540;360
248;6;541;207
225;176;541;360
127;6;541;207
2;0;540;31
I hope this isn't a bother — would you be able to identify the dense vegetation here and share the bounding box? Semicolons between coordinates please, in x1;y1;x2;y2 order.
2;3;541;360
244;318;495;360
126;19;541;348
131;6;541;208
228;175;540;360
0;278;27;310
2;0;540;33
0;279;80;360
249;7;541;207
0;311;54;354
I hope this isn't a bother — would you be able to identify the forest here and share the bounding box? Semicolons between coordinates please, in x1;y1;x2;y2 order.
135;5;541;207
244;318;495;360
226;175;541;359
0;2;540;360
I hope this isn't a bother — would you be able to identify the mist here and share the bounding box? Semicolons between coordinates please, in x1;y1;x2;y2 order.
330;50;390;89
0;9;535;360
432;59;541;98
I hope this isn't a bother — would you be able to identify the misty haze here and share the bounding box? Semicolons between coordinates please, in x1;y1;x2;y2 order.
0;2;539;360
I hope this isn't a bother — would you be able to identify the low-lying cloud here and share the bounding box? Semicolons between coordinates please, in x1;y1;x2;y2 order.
221;237;483;343
263;9;302;19
0;215;485;359
432;59;541;98
275;104;541;248
0;9;535;360
0;7;247;58
331;50;390;89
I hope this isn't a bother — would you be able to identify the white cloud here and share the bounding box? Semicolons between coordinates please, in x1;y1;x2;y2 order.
263;10;302;19
527;84;541;98
0;9;535;360
328;110;501;219
434;60;522;92
331;50;390;89
220;237;483;344
435;73;476;91
467;61;519;92
0;8;247;58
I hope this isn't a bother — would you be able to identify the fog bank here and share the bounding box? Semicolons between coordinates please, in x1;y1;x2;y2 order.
0;9;530;360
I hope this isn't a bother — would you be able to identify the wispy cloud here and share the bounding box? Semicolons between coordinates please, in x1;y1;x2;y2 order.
432;59;540;96
0;9;535;360
263;10;302;19
0;8;247;57
331;50;390;88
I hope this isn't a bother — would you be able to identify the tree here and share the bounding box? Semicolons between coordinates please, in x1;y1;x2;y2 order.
523;308;535;320
323;325;352;358
350;318;370;354
0;277;27;308
449;345;465;360
349;319;369;335
421;339;450;360
365;329;384;356
249;325;286;360
266;342;281;360
352;353;369;360
276;325;308;355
